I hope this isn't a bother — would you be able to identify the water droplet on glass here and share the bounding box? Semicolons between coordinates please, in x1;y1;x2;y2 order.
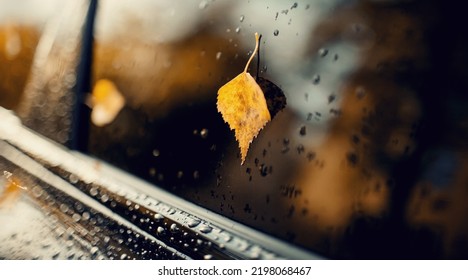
177;171;184;179
273;29;279;36
152;149;160;157
157;226;165;235
90;246;99;255
72;213;81;222
204;254;213;260
89;187;98;197
239;15;245;22
69;174;78;184
154;213;164;221
187;218;201;228
199;225;213;233
32;186;43;198
259;164;268;177
52;251;61;259
59;203;69;213
235;27;241;33
200;128;209;138
318;48;328;57
98;193;108;203
199;0;208;9
250;252;260;259
82;212;90;221
170;223;179;232
120;253;127;260
312;74;321;85
216;52;222;60
299;126;306;136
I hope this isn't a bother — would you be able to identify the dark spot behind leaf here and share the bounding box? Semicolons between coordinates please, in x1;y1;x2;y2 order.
257;77;287;119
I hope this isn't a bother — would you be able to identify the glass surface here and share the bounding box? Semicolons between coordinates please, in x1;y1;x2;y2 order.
87;0;468;259
2;0;468;259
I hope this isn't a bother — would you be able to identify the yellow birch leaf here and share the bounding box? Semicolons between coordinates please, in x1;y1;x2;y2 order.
217;33;271;164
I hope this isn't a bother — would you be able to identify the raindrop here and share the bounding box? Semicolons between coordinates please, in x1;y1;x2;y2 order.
193;171;200;179
199;225;213;233
307;152;316;162
82;212;90;221
259;164;268;177
312;74;321;85
154;213;164;221
223;234;233;242
59;203;69;213
157;226;165;235
89;187;98;197
170;223;179;232
32;186;43;198
177;171;184;179
347;152;358;166
72;213;81;222
41;240;52;249
120;253;127;260
67;252;76;260
334;54;339;61
239;15;245;22
200;128;209;138
216;52;222;60
291;2;298;9
273;29;279;36
328;94;336;104
152;149;160;157
90;246;99;255
199;0;208;9
69;174;78;184
299;126;306;136
297;144;305;154
100;194;109;203
204;254;213;260
52;251;61;259
235;26;241;33
187;218;201;228
250;252;260;259
318;48;328;57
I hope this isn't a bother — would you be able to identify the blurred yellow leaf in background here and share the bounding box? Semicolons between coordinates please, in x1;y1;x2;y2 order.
89;79;125;127
217;33;271;164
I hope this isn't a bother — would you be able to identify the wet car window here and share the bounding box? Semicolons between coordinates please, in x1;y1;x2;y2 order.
2;0;468;259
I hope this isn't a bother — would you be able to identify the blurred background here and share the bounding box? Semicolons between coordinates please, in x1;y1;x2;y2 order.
1;0;468;259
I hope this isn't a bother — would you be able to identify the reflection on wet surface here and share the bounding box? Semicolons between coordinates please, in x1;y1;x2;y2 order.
2;0;468;259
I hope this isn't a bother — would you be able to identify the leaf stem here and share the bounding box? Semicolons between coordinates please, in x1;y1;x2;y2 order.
256;34;262;79
244;32;260;73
